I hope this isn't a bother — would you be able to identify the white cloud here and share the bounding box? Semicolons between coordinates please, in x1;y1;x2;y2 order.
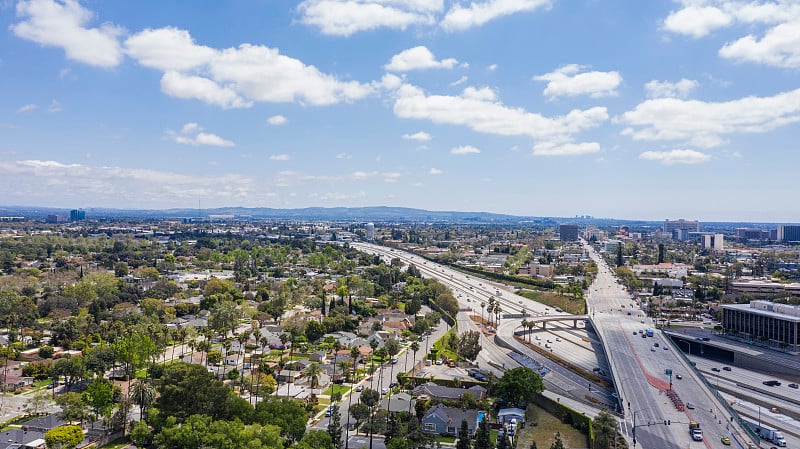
487;64;498;71
270;154;291;161
662;5;732;38
450;76;468;86
352;171;377;180
385;46;461;71
428;167;443;175
662;1;800;68
47;100;62;112
450;145;481;155
169;123;235;147
383;172;402;183
17;103;38;113
393;83;608;145
161;71;252;109
125;27;216;72
297;0;440;36
441;0;551;32
267;115;288;126
11;0;123;68
124;26;379;108
402;131;432;141
534;64;622;98
645;79;698;99
620;87;800;148
639;149;711;165
336;152;352;159
532;142;600;156
0;159;269;207
719;19;800;68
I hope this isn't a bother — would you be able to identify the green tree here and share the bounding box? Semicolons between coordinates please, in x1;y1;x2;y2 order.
456;419;471;449
495;367;544;407
55;392;89;425
327;405;343;449
24;390;51;416
457;330;482;362
497;435;509;449
154;414;283;449
306;362;323;390
209;300;241;338
45;425;84;449
592;411;617;449
129;379;156;421
305;320;327;343
550;431;566;449
130;420;152;447
349;403;370;435
253;396;309;443
157;362;234;422
474;417;493;449
301;430;335;449
82;377;114;424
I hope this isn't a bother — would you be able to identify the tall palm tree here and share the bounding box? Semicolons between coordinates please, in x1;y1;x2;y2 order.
368;339;378;389
236;331;250;391
480;302;485;325
129;379;156;421
495;305;502;327
521;319;529;342
350;346;361;382
408;340;420;415
306;362;323;390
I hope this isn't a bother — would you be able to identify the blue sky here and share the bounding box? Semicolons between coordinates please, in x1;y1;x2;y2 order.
1;0;799;222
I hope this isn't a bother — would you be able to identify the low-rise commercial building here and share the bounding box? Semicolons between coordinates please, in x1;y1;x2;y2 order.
721;300;800;353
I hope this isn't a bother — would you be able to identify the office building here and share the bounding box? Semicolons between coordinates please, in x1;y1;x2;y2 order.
365;223;375;241
559;224;579;241
46;215;66;224
700;233;724;251
777;225;800;242
663;219;699;238
70;209;86;221
736;228;770;240
721;301;800;353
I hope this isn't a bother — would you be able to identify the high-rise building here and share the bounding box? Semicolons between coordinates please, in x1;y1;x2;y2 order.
365;222;375;241
70;209;86;221
701;233;724;251
777;225;800;242
664;219;699;239
559;224;579;241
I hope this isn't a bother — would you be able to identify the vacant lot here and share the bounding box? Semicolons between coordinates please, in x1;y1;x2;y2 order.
516;404;589;449
520;290;586;315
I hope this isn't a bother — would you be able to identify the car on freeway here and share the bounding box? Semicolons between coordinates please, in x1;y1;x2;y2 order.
711;367;721;372
675;374;683;379
633;331;638;335
721;436;731;445
650;346;656;352
723;366;732;371
544;343;552;349
686;402;695;409
555;337;561;342
789;383;798;389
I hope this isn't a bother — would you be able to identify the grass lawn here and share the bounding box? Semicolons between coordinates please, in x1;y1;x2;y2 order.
437;436;456;444
516;405;588;449
323;385;351;397
99;437;131;448
519;290;586;315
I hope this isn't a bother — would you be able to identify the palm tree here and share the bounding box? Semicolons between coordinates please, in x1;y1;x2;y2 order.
350;346;361;382
306;362;323;390
129;379;156;421
279;333;289;363
521;319;529;342
236;331;250;391
592;411;617;449
337;359;351;384
408;340;421;415
495;304;502;327
480;301;485;324
368;339;379;389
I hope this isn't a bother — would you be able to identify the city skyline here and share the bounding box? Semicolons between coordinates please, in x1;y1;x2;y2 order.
1;1;800;222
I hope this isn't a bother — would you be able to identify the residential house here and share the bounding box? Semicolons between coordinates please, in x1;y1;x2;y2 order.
412;382;487;402
379;392;416;414
309;351;327;363
497;408;526;424
276;370;303;383
21;414;66;433
421;403;480;436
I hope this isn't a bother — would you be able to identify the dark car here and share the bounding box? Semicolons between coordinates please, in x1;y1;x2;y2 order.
789;383;798;389
722;366;732;371
711;368;721;372
675;374;683;380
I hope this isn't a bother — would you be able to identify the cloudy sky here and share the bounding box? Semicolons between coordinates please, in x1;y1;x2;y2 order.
1;0;799;222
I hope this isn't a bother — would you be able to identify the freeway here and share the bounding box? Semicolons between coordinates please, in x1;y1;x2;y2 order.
585;242;754;449
350;242;617;409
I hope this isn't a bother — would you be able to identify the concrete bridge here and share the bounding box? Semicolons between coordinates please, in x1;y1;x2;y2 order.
518;314;590;329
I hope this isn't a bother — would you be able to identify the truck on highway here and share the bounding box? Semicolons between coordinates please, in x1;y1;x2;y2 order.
748;422;786;447
689;421;703;441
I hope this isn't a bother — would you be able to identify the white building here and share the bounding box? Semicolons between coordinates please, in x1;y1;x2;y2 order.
701;233;724;251
365;222;375;241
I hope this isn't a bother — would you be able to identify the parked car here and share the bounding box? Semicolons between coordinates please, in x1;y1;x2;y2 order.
356;385;363;392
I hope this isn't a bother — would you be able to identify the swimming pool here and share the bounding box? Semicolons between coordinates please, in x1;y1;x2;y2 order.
478;411;485;422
